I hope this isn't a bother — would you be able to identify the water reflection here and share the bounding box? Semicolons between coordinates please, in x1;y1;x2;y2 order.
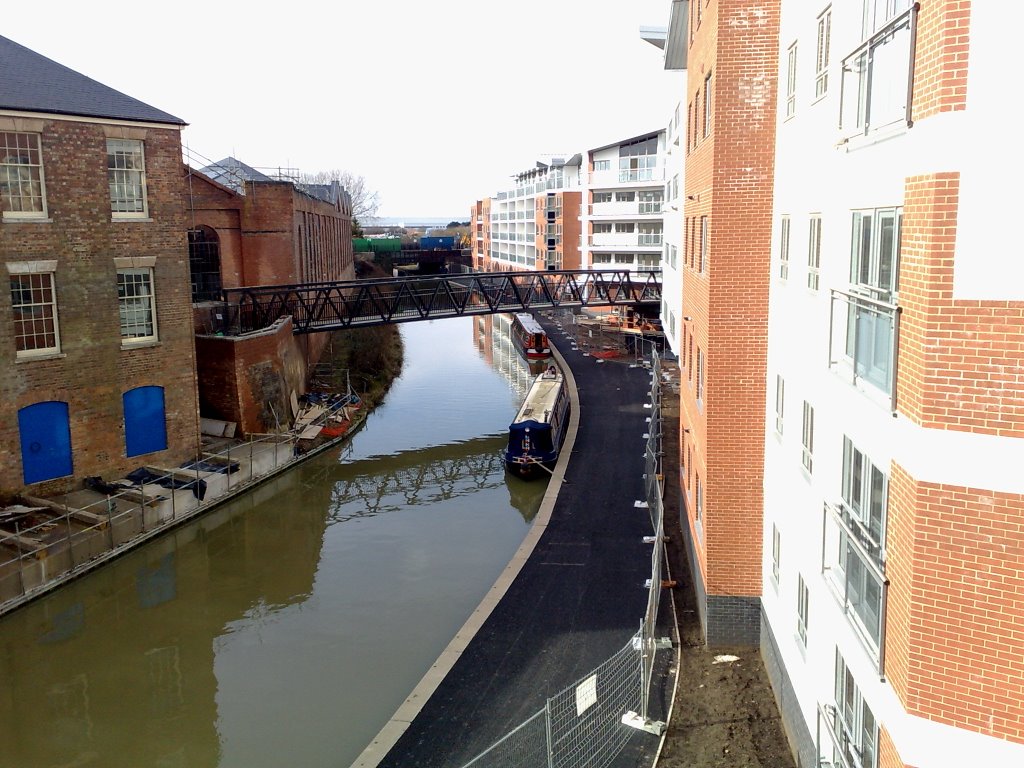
0;317;549;768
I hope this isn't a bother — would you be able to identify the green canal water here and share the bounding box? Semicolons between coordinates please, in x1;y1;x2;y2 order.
0;316;545;768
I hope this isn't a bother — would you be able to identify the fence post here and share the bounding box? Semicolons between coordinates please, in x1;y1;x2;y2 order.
14;521;25;597
544;698;555;768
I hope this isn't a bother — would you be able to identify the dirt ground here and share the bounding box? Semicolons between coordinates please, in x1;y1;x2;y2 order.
655;361;796;768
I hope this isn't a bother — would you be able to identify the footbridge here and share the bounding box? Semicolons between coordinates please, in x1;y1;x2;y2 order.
221;269;661;334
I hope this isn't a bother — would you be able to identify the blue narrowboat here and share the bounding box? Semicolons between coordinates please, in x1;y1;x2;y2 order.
504;365;570;479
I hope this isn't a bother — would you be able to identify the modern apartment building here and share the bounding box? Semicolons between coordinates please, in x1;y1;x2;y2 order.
762;3;1024;767
581;131;666;276
477;156;582;273
0;35;201;495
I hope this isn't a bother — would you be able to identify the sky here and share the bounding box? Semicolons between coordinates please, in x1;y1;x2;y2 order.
8;0;681;219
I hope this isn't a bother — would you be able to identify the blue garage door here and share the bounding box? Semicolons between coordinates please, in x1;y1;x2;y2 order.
123;386;168;458
18;401;73;484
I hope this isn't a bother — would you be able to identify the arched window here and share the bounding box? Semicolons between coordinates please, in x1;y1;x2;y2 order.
123;386;168;457
188;226;221;302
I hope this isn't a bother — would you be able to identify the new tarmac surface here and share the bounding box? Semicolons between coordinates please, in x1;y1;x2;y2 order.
355;315;674;768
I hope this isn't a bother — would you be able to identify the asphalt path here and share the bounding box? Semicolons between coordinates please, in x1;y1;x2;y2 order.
366;315;663;768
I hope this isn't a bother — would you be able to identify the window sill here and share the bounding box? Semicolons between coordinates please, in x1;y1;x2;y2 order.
16;351;66;363
121;339;161;351
3;216;52;224
111;215;153;223
835;121;910;153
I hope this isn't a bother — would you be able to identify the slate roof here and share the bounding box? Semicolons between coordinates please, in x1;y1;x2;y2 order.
198;157;275;195
0;35;185;125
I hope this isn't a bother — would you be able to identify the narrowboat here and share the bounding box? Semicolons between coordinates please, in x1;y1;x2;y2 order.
511;312;551;360
504;364;570;479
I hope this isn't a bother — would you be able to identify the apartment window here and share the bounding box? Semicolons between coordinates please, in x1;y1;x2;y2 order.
687;334;693;382
593;222;613;234
779;215;791;279
699;216;708;273
593;159;611;171
829;651;879;768
687;101;693;152
669;244;678;269
10;268;60;356
614;222;635;233
807;215;822;290
593;191;612;204
638;223;662;245
797;574;809;646
801;401;815;473
592;254;613;264
775;375;785;434
695;475;704;522
696;347;705;404
638;190;663;214
1;132;47;218
117;268;158;342
840;1;915;136
107;139;148;216
846;208;901;394
696;0;702;26
816;7;832;98
771;524;781;586
786;43;798;118
672;175;679;199
703;72;712;137
615;191;636;203
618;136;658;182
841;437;886;549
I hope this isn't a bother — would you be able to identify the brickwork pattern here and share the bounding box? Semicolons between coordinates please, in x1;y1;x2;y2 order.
761;611;818;768
879;726;916;768
885;463;1024;744
912;1;971;122
897;173;1024;436
0;118;200;494
678;0;779;609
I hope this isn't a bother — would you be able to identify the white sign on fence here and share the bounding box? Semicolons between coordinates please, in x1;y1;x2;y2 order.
576;674;598;716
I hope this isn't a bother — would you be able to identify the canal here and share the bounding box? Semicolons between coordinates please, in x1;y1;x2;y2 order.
0;315;546;768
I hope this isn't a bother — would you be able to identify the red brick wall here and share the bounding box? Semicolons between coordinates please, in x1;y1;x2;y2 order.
886;464;1024;743
183;170;245;289
195;317;307;435
897;173;1024;435
912;1;971;122
0;117;200;494
680;0;779;598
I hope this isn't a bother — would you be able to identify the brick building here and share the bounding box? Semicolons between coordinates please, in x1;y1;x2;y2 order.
184;157;355;435
0;35;200;496
760;2;1024;767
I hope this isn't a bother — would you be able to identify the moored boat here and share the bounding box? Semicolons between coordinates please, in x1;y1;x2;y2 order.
504;364;570;479
511;312;551;360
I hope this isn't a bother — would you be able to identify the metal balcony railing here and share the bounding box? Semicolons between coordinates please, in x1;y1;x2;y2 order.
828;288;901;412
822;501;889;675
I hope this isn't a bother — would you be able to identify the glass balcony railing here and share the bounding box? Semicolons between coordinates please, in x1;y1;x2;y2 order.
817;703;877;768
828;288;901;411
822;501;888;674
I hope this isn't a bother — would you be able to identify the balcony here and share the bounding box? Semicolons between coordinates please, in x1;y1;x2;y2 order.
588;233;663;250
822;501;889;674
828;289;901;411
589;201;664;217
588;167;665;186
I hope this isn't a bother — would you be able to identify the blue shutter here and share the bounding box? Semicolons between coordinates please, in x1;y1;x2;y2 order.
123;386;168;458
18;401;73;484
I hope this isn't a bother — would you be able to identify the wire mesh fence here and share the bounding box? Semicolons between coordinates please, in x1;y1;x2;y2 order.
461;347;672;768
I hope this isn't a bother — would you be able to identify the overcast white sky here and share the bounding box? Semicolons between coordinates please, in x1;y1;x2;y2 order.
10;0;680;219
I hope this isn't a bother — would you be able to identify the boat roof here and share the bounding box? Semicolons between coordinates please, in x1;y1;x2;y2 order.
514;313;544;334
512;369;563;424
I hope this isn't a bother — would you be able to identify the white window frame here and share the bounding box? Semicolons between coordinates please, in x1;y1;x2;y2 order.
592;191;612;204
696;347;705;405
8;261;60;358
117;266;158;344
771;524;781;587
107;139;149;218
779;215;791;280
830;650;879;768
593;159;611;172
808;215;822;290
1;131;48;219
699;215;708;273
775;375;785;435
703;71;712;137
802;400;815;474
786;42;798;118
797;574;809;646
593;222;613;234
816;7;832;98
695;475;704;522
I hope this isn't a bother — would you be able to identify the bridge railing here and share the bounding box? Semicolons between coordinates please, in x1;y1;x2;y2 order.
220;270;662;334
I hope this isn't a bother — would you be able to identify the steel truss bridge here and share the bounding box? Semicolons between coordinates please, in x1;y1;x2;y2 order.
221;269;662;334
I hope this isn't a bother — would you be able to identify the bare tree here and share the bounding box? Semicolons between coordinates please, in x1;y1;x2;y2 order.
299;169;381;222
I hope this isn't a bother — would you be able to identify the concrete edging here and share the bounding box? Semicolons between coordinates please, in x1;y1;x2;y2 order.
349;341;581;768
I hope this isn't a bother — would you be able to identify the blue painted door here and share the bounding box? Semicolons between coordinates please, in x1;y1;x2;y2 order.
18;401;73;484
123;386;168;458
